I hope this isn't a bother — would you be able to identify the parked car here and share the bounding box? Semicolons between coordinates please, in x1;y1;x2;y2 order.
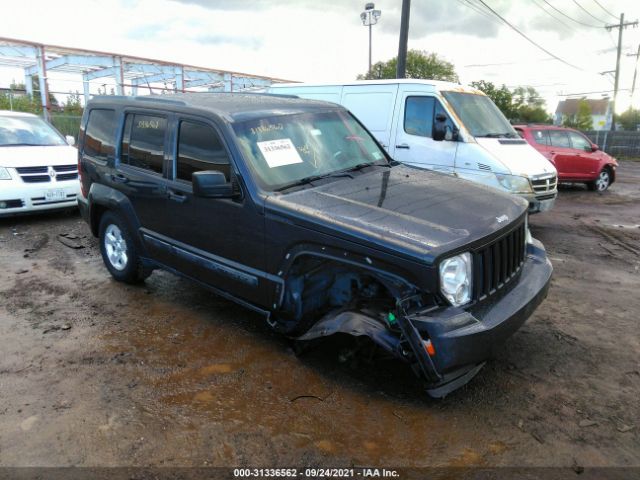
515;125;618;192
0;110;79;216
269;80;558;213
77;94;552;397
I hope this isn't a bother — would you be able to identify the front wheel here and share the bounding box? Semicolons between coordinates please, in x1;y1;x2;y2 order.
99;211;151;284
588;168;611;192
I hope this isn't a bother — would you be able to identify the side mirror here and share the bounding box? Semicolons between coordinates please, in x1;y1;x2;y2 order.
591;144;599;152
65;135;76;146
192;171;236;198
433;113;447;142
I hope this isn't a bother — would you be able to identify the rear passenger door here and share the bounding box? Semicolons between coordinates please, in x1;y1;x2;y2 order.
547;130;573;180
117;111;171;235
157;117;266;305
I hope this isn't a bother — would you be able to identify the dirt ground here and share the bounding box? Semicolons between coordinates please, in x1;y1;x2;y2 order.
0;162;639;471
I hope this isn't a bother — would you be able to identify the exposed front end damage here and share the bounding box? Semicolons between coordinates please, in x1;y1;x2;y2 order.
282;240;553;398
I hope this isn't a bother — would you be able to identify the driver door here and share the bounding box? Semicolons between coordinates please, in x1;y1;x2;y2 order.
391;92;458;173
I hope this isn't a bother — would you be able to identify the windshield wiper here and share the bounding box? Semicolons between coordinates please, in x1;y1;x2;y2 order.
478;133;519;138
274;162;390;192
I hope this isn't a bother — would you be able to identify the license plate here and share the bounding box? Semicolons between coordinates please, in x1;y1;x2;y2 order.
538;198;555;212
45;189;66;202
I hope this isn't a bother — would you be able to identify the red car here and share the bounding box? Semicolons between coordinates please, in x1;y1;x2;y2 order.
515;125;618;192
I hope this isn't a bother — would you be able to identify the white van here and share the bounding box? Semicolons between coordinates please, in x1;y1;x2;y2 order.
269;80;558;213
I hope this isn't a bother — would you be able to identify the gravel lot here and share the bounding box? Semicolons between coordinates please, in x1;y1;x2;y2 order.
0;162;639;470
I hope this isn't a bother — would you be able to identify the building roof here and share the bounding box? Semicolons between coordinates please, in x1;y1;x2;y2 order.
87;93;341;123
555;98;610;116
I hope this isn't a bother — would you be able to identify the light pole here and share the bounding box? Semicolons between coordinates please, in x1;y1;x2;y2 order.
360;3;381;76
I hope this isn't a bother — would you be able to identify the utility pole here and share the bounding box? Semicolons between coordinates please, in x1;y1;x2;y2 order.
396;0;411;78
626;44;640;100
606;13;638;130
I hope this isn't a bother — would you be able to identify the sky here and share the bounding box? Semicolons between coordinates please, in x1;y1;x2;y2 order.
1;0;640;114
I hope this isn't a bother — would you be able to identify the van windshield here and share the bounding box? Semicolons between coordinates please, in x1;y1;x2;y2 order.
232;110;389;191
442;91;518;138
0;115;67;147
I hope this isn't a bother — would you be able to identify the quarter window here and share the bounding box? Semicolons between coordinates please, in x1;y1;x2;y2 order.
568;131;591;151
121;114;167;174
84;109;116;161
532;130;550;146
176;121;230;182
404;97;435;137
548;130;571;148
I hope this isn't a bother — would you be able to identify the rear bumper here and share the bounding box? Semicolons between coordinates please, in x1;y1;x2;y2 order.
0;181;80;217
408;239;552;396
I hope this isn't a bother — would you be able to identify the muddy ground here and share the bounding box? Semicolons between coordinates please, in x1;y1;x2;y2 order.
0;162;639;471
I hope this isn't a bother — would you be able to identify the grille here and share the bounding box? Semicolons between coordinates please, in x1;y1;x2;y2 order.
473;220;527;300
16;165;78;184
531;174;557;196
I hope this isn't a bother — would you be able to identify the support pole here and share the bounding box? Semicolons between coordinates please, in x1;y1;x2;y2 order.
396;0;411;79
114;56;124;95
36;45;51;121
82;74;90;104
24;73;33;96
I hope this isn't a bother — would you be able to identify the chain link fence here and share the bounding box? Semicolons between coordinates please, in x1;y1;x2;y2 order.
49;114;82;139
583;131;640;159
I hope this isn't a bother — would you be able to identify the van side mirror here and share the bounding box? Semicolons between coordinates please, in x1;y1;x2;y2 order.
192;171;236;198
433;113;447;141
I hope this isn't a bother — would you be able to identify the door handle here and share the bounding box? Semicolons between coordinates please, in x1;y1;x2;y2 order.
396;144;410;149
167;190;187;203
111;174;129;184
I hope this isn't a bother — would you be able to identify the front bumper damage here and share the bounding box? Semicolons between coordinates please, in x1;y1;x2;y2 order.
297;239;552;397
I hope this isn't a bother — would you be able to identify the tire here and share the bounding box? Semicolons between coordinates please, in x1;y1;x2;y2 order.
588;168;611;192
98;211;151;284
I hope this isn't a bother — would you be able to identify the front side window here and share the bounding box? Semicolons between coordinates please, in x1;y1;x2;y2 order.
0;114;67;147
232;110;388;191
532;129;550;146
568;131;591;151
121;114;167;174
177;121;230;182
404;96;435;137
548;130;571;148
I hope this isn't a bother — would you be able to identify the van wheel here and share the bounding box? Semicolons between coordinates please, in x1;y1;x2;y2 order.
99;211;151;284
588;168;611;192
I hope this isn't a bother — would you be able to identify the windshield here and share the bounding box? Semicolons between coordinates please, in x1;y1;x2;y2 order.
232;110;388;191
0;115;67;147
442;91;518;138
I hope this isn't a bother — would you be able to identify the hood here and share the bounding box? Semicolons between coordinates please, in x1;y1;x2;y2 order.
475;138;557;177
265;165;528;264
0;145;77;169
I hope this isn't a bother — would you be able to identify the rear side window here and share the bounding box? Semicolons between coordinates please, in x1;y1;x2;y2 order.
532;129;550;145
404;96;435;137
568;131;591;151
548;130;571;148
121;114;167;174
176;121;230;182
84;109;116;161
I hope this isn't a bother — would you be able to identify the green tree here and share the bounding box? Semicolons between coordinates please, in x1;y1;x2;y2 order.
470;80;552;124
616;108;640;131
357;50;458;82
563;99;593;130
62;91;83;115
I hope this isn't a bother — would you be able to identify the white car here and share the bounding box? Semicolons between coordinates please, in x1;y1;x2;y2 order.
0;110;80;216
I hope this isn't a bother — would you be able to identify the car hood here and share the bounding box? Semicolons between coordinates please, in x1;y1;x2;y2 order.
475;138;557;177
265;165;528;264
0;145;77;168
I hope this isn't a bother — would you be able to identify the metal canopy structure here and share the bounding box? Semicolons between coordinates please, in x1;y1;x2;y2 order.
0;37;293;120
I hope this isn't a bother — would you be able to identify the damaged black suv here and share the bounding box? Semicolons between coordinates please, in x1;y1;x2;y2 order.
77;93;552;397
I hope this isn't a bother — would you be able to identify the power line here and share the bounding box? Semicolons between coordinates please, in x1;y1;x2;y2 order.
591;0;618;20
531;0;578;33
572;0;609;25
476;0;585;70
455;0;502;26
540;0;602;28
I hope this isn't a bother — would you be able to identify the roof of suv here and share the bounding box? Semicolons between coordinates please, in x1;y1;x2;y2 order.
87;93;340;123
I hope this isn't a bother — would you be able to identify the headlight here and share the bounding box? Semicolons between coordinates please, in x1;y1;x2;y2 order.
0;167;11;180
439;252;472;307
495;174;532;194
